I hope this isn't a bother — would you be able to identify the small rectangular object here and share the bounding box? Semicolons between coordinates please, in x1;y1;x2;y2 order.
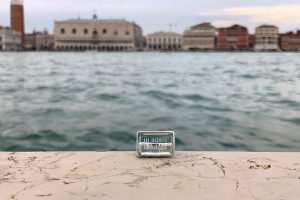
136;131;175;157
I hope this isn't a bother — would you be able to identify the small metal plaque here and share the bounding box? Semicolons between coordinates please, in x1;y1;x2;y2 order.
136;131;175;157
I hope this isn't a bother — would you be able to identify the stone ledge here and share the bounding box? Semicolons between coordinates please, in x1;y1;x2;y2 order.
0;152;299;200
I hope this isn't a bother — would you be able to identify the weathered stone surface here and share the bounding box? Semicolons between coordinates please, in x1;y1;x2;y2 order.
0;152;299;200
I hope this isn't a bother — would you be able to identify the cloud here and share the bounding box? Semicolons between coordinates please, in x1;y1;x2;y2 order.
210;20;240;27
200;5;300;25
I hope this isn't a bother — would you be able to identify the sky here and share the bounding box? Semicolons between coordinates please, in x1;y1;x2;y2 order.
0;0;300;34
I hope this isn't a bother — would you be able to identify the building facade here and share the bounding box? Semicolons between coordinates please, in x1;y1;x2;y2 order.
36;30;54;51
183;23;216;51
0;26;22;51
280;31;300;51
11;0;25;46
24;30;54;51
248;34;255;50
254;25;279;51
146;32;182;51
217;24;249;50
24;32;36;50
54;15;144;51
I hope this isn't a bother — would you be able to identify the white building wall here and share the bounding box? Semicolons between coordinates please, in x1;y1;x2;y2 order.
254;26;279;51
0;28;21;51
146;32;182;51
183;27;216;50
54;18;144;51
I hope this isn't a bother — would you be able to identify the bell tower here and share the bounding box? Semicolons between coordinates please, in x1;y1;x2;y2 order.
11;0;25;47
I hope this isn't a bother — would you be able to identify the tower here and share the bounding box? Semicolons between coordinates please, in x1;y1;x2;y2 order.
11;0;25;47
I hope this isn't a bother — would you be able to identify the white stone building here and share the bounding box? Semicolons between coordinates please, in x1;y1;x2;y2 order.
255;25;279;51
24;32;36;50
146;32;182;51
54;15;144;51
0;26;21;51
24;30;54;51
36;30;54;51
183;23;216;51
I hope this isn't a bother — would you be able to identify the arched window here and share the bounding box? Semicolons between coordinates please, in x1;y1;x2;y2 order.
72;28;77;34
102;29;107;34
84;29;88;34
61;28;65;34
93;30;98;35
125;31;130;35
114;31;118;35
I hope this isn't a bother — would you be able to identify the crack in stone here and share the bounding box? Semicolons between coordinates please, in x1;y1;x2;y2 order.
84;180;89;192
36;193;52;197
48;153;76;165
273;165;299;172
235;180;239;191
173;181;181;189
266;176;300;180
8;156;18;164
248;186;259;200
125;176;149;188
156;160;172;168
70;155;111;172
202;157;226;176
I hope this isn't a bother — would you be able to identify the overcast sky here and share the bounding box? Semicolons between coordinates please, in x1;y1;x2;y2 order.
0;0;300;34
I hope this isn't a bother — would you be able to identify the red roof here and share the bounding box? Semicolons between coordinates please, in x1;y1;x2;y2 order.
191;23;215;30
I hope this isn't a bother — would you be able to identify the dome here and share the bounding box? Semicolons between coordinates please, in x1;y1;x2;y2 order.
11;0;23;5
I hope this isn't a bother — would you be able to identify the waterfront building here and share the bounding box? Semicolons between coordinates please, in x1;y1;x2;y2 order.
0;26;22;51
217;24;249;50
183;23;216;51
248;34;255;50
36;30;54;51
280;31;300;51
254;25;279;51
24;30;54;51
146;32;182;51
11;0;25;46
54;15;144;51
24;32;36;50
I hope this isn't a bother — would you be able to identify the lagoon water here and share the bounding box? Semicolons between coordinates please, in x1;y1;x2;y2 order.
0;52;300;151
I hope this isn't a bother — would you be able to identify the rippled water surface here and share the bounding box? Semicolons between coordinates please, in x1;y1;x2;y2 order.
0;52;300;151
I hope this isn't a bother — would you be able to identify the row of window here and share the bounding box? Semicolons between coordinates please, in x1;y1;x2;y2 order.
147;38;181;43
184;35;215;38
256;37;279;39
184;38;214;42
256;34;278;36
184;42;214;46
148;45;182;49
256;42;279;44
60;28;130;36
56;46;133;51
256;39;278;42
56;40;133;44
286;38;300;42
